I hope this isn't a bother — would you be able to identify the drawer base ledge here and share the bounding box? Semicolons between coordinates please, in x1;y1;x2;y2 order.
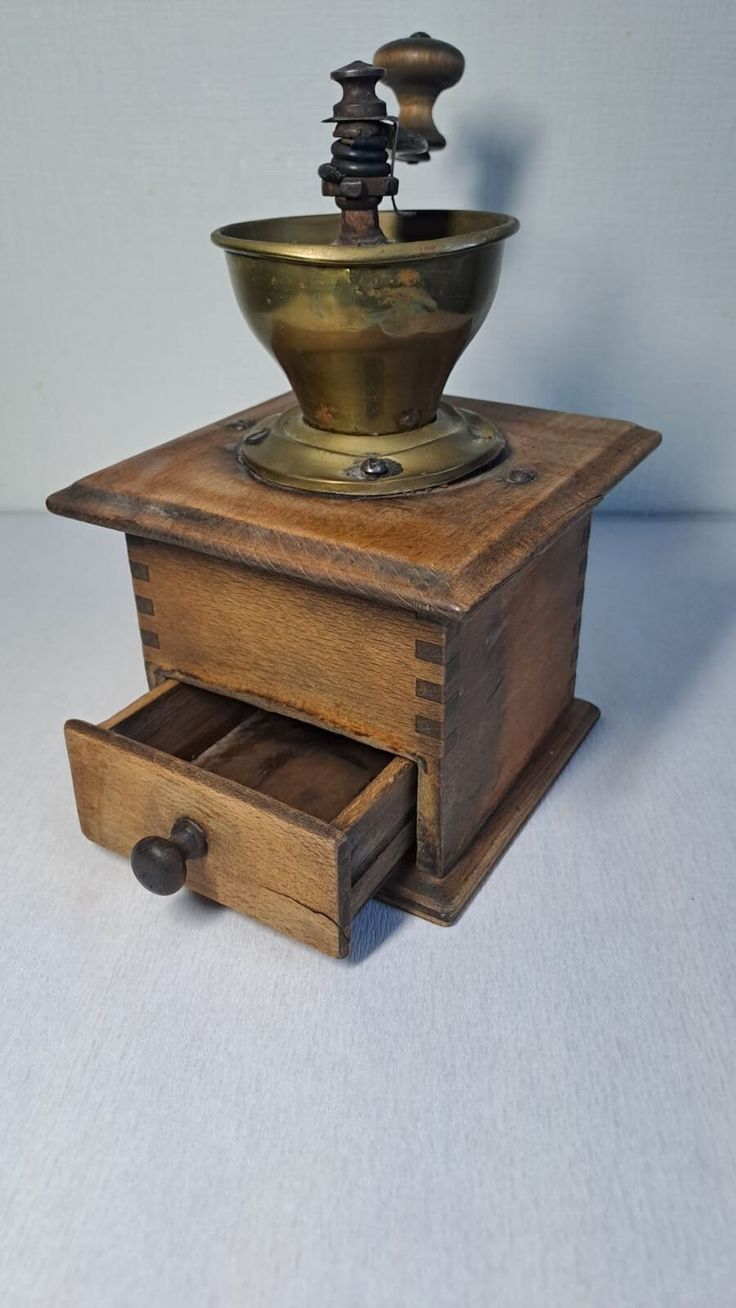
377;698;600;925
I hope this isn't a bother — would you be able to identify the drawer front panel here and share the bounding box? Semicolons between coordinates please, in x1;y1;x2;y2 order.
127;537;447;759
65;719;350;956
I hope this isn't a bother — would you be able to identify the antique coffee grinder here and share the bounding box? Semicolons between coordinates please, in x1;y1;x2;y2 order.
48;36;660;956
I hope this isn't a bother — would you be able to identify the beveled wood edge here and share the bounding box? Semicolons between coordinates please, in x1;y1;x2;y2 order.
378;698;601;924
46;396;662;619
455;427;661;612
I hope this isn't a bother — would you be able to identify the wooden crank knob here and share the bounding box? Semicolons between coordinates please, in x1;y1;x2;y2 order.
373;33;465;151
131;817;208;895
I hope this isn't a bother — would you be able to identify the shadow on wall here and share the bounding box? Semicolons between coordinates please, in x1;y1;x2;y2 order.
461;108;539;219
580;514;736;755
454;105;735;511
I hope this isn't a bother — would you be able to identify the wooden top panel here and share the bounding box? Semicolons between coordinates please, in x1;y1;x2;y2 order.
47;392;660;617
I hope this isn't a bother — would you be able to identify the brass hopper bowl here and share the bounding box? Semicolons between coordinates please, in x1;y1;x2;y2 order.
212;209;518;494
213;43;519;495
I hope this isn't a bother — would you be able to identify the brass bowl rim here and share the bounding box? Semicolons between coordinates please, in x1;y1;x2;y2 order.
211;209;519;265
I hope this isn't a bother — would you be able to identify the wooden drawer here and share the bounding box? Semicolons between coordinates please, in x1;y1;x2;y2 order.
65;680;416;956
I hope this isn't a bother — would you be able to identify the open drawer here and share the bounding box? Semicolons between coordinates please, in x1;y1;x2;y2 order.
65;680;416;956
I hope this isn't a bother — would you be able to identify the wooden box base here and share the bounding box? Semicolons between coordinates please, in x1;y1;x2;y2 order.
379;698;599;924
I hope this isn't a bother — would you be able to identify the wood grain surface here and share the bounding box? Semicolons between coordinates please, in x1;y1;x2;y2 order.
418;515;593;873
125;534;446;760
47;392;661;616
381;698;600;922
124;515;595;883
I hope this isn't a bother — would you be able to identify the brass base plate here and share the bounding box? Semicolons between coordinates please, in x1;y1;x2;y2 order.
237;400;506;496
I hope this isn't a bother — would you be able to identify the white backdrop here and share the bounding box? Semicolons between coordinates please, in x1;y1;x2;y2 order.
1;0;734;511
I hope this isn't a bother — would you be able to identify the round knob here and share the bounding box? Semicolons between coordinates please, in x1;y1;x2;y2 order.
373;33;465;151
131;817;207;896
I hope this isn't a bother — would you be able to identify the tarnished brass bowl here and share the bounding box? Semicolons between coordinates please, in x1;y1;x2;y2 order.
212;209;519;494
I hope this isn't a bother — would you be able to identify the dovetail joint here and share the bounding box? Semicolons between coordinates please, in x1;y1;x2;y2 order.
415;678;443;703
415;639;444;666
415;714;443;740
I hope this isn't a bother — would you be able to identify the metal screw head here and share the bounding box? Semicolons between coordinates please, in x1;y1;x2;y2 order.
506;467;537;485
397;408;420;430
360;455;402;479
243;428;269;445
226;419;250;432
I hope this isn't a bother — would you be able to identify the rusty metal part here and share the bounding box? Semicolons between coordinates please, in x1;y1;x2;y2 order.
327;60;387;119
506;467;538;485
319;62;397;246
374;33;464;151
332;206;386;246
234;399;506;496
394;125;430;164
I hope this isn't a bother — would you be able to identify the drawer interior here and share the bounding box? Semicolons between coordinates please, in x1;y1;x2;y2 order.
68;679;416;953
109;680;397;826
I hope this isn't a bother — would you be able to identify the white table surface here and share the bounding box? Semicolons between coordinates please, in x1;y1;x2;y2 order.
1;512;734;1308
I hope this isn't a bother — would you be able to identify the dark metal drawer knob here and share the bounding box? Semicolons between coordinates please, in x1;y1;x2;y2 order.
131;817;208;895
